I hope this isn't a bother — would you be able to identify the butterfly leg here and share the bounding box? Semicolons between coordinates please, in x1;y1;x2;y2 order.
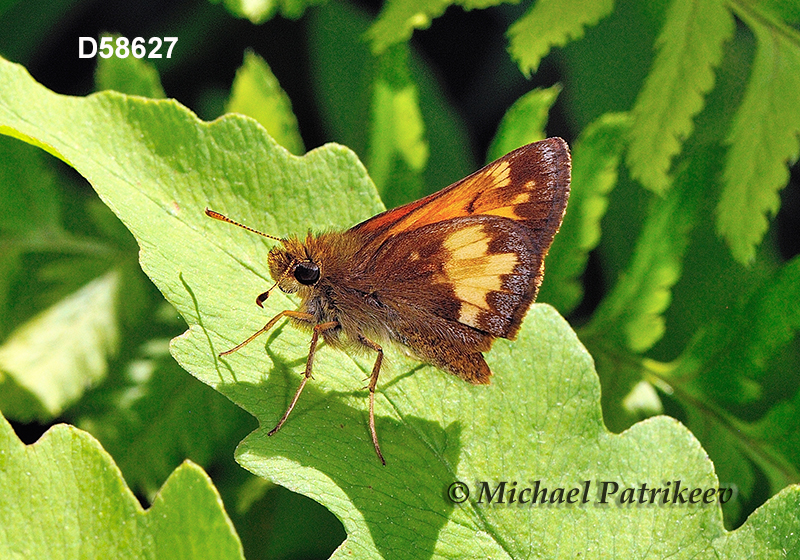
268;320;339;437
219;310;315;356
357;335;386;465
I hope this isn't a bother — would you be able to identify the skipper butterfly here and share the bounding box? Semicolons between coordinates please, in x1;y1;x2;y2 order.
206;137;571;464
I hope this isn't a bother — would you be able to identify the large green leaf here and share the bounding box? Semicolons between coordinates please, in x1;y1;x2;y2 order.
2;55;800;558
0;412;244;559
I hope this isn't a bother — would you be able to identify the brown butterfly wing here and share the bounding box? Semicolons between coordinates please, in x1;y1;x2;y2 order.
363;216;542;340
349;137;570;338
351;137;571;255
342;138;570;384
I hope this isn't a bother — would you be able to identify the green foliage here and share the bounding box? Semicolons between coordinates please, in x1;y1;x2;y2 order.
366;0;465;55
508;0;615;76
95;41;167;98
717;4;800;264
1;0;800;557
366;43;429;207
0;412;245;559
486;85;558;162
209;0;324;23
627;0;734;194
584;147;708;354
226;50;305;155
307;1;469;207
537;112;631;314
0;268;120;417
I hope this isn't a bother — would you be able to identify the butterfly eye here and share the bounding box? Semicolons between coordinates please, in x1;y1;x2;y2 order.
293;262;320;285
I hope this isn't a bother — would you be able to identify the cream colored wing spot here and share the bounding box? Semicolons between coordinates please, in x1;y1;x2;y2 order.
437;223;521;326
457;301;484;328
443;224;489;256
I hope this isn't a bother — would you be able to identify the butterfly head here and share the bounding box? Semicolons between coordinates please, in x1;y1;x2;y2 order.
261;237;321;302
204;209;323;307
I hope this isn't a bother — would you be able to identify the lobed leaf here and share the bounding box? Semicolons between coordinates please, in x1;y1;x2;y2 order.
508;0;614;76
716;5;800;264
627;0;734;194
0;412;244;559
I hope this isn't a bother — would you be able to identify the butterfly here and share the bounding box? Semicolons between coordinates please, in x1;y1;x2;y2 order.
206;137;571;464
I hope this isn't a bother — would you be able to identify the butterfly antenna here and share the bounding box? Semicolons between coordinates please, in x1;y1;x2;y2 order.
205;208;282;241
255;258;298;308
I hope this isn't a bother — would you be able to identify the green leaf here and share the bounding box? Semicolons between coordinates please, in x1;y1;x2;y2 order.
367;44;429;207
367;0;519;56
207;0;324;23
0;412;244;559
716;4;800;264
307;0;472;203
0;134;61;237
538;112;631;314
749;386;800;493
3;55;800;557
681;401;755;528
712;256;800;388
758;0;800;24
367;0;453;55
508;0;614;76
76;337;256;499
95;44;166;98
0;269;120;419
712;485;800;558
486;85;559;163
583;146;711;353
627;0;734;194
225;50;305;156
643;256;800;523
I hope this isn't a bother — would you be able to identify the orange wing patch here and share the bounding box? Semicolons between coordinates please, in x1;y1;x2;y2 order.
351;138;570;249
